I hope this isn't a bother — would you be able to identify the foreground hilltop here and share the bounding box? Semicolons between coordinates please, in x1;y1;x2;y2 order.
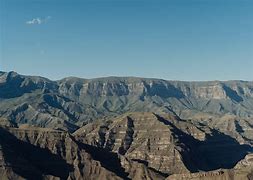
0;112;252;179
0;71;253;132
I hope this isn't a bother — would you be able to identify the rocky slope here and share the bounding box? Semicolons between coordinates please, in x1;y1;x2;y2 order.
0;111;252;180
74;112;253;176
74;112;191;175
1;71;253;179
0;120;163;180
1;71;253;132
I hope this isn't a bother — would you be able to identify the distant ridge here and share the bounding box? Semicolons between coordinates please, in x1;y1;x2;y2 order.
2;71;251;82
0;71;253;132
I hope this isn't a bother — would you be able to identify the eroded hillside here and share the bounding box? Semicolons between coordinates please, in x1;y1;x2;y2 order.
1;72;253;179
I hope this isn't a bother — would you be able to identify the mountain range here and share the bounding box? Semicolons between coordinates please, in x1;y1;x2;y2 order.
0;71;253;179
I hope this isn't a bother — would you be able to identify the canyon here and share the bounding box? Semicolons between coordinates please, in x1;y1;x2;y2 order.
0;71;253;179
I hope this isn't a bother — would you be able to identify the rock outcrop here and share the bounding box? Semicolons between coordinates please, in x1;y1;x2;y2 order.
75;112;191;175
74;112;253;176
0;123;164;180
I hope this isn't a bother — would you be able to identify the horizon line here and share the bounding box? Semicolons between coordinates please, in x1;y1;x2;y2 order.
1;70;252;83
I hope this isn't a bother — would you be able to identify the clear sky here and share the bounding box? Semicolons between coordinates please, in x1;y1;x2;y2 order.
1;0;253;81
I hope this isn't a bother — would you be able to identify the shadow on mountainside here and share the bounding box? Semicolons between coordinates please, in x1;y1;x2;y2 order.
0;127;73;180
154;114;253;172
76;141;131;180
196;128;252;171
74;135;168;179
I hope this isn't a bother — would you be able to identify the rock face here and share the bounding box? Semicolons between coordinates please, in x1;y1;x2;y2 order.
1;71;253;132
1;112;251;179
75;112;191;175
74;112;253;176
0;124;165;180
0;126;119;180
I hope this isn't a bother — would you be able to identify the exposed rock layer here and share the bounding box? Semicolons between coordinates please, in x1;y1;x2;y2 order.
0;123;163;180
1;71;253;131
74;112;253;176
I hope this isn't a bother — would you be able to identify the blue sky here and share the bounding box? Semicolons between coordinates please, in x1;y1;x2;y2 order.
1;0;253;81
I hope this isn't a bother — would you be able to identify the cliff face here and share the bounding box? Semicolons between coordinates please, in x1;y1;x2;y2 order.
1;71;253;131
0;126;119;180
74;112;252;176
75;112;190;175
0;111;252;180
0;122;164;180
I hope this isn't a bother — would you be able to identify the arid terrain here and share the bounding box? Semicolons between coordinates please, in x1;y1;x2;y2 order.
0;71;253;179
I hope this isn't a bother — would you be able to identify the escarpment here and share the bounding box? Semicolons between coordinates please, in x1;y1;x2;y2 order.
1;72;253;179
1;72;253;131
